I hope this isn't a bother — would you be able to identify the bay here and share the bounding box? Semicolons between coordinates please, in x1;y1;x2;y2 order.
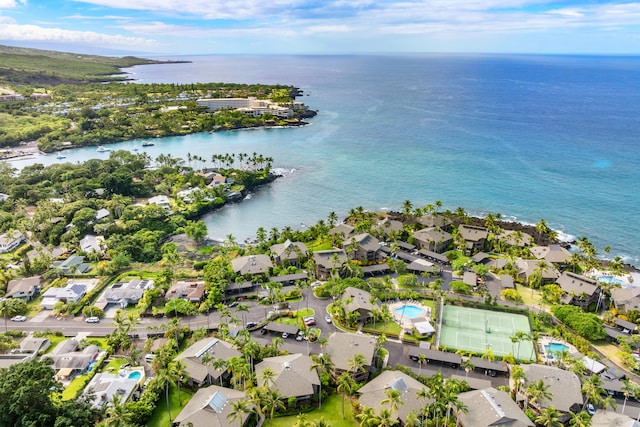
13;54;640;265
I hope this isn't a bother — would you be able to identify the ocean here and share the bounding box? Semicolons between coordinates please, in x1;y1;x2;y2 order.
12;54;640;265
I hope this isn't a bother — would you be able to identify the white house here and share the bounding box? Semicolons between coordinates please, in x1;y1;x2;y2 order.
0;231;25;253
148;195;171;210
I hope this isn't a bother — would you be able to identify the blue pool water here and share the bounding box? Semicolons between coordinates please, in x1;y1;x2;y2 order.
545;342;570;357
597;275;624;285
128;371;142;380
394;305;424;319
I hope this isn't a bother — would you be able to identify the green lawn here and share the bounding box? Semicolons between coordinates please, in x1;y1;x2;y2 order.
274;308;315;327
62;374;90;400
43;335;71;354
148;384;194;427
272;394;357;427
364;321;403;336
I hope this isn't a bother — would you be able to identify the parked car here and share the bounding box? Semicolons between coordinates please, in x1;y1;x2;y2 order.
260;328;268;335
11;315;26;322
246;321;258;329
85;316;100;323
228;301;239;308
304;316;316;326
325;314;332;324
296;334;304;341
282;332;289;339
587;404;596;415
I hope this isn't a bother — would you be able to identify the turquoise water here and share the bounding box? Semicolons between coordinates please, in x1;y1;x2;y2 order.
545;342;570;357
11;55;640;265
394;305;423;319
127;371;142;380
597;275;624;285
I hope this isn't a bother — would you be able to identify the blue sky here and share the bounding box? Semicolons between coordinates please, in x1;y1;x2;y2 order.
0;0;639;55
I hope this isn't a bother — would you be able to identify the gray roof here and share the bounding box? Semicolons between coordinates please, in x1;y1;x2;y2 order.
255;354;320;398
343;233;382;253
497;230;533;247
458;224;489;242
84;372;139;408
612;287;640;311
458;387;533;427
469;356;509;372
49;344;100;370
417;214;451;228
450;374;492;391
268;273;308;284
520;364;583;412
270;240;307;260
263;322;299;335
375;218;404;235
412;227;452;245
174;385;256;427
408;347;462;364
615;318;638;332
329;223;354;237
556;271;599;297
324;332;376;372
6;276;41;297
591;410;640;427
357;370;428;423
530;244;572;264
231;254;272;275
20;337;51;353
515;259;559;281
313;249;347;269
341;286;375;315
176;339;240;384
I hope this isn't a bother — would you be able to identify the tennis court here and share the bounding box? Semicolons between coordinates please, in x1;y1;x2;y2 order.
439;305;535;361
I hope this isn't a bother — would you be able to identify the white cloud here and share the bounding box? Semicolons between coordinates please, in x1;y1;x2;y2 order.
0;0;26;9
0;23;156;49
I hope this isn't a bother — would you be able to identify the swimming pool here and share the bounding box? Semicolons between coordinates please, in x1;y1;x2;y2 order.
597;275;624;285
394;305;424;319
128;371;142;380
544;342;570;358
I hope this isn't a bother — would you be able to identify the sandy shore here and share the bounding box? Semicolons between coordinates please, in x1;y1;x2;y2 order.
0;141;43;161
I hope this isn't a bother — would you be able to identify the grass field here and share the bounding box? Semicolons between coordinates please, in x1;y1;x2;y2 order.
148;384;194;427
440;305;534;361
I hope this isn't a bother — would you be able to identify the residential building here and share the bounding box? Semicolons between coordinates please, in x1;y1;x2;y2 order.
84;371;141;408
530;244;573;265
497;230;533;247
412;227;452;253
41;282;88;309
48;340;100;380
165;280;206;303
518;364;583;419
591;410;640;427
176;338;241;387
79;234;105;254
328;223;354;239
255;354;320;403
196;97;295;118
515;259;559;285
374;217;403;237
51;255;91;274
611;287;640;312
95;208;110;221
357;370;427;425
270;240;307;267
556;271;601;310
324;332;376;381
148;195;171;210
457;387;533;427
174;385;259;427
342;233;386;262
458;224;489;252
6;276;41;301
417;213;452;230
231;254;273;276
0;231;25;253
102;279;154;308
313;249;348;280
341;286;376;323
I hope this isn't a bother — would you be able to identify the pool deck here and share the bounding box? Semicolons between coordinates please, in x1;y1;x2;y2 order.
389;301;432;331
588;269;636;288
538;335;577;365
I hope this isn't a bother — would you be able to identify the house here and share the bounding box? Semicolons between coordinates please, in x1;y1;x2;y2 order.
530;244;572;265
41;282;88;309
615;318;638;335
6;276;41;301
357;370;427;425
324;332;376;381
84;371;141;408
48;340;100;380
270;240;307;267
0;193;8;202
0;231;25;253
497;230;533;247
79;234;105;254
174;385;260;427
591;410;640;427
342;233;386;262
231;254;273;276
611;287;640;312
20;337;51;354
51;255;91;274
458;224;489;252
329;223;354;239
374;217;404;237
515;259;559;285
412;227;452;253
417;213;452;230
102;279;154;308
197;97;295;118
518;364;583;419
341;286;376;323
165;280;206;303
176;338;241;387
313;249;348;280
255;354;320;403
556;271;601;310
406;258;440;275
95;208;110;221
148;195;171;210
457;387;533;427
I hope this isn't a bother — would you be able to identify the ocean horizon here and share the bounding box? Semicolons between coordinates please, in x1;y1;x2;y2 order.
12;54;640;265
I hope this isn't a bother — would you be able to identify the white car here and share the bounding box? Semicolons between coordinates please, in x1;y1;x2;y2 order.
11;315;26;322
282;332;289;339
325;314;332;324
85;316;100;323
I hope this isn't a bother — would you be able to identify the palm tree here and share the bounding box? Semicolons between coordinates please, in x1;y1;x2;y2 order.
259;366;277;389
461;359;474;378
310;353;334;409
620;378;636;415
356;406;379;427
417;354;428;376
348;353;367;379
381;388;403;420
526;379;552;410
259;388;285;427
569;410;592;427
581;374;605;411
536;406;562;427
168;360;188;407
227;398;252;427
336;372;356;419
100;394;134;427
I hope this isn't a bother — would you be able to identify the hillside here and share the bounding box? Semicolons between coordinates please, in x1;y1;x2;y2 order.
0;44;176;85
